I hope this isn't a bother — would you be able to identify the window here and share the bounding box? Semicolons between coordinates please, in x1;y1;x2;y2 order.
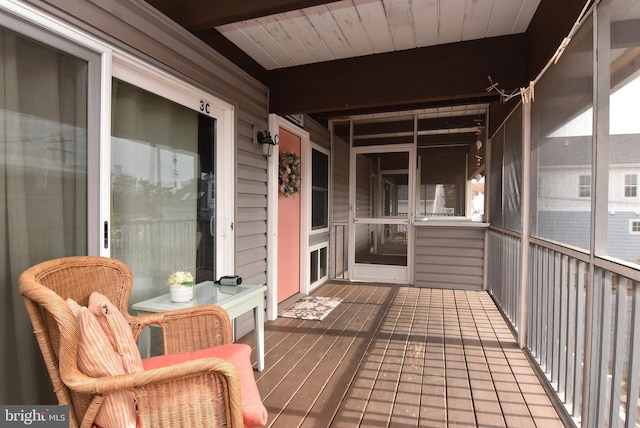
579;174;591;198
417;148;466;217
311;147;329;230
630;220;640;234
625;174;637;197
0;21;98;289
310;245;328;285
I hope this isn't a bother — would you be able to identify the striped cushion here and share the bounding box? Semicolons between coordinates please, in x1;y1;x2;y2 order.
67;299;137;428
88;292;144;374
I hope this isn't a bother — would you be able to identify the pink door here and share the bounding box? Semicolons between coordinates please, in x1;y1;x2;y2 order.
277;128;301;302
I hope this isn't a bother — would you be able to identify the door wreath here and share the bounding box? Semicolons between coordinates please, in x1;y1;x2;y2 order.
279;151;300;196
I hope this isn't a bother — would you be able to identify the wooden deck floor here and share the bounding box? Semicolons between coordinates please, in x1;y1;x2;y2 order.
238;282;566;428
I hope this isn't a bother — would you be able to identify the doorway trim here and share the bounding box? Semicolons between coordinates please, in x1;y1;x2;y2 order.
266;114;310;320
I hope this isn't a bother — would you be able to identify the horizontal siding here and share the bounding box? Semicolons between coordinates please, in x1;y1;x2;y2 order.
417;246;484;258
36;0;268;119
415;226;485;290
332;137;349;223
310;232;330;247
237;234;267;252
305;116;331;151
237;112;268;290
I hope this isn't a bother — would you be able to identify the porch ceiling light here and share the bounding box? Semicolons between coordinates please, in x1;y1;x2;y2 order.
256;130;278;157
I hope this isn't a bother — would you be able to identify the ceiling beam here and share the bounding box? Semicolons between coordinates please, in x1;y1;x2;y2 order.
525;0;589;79
145;0;339;30
267;35;527;119
193;29;268;82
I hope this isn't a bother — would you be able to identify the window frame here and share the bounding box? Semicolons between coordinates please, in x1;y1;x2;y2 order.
624;173;638;198
309;242;329;288
578;174;591;198
1;0;110;255
310;143;330;233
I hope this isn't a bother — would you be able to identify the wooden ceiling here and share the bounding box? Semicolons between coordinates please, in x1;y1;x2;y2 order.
144;0;587;124
214;0;541;70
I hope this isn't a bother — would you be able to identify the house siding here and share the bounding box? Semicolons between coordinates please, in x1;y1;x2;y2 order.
331;133;350;279
332;135;350;223
415;226;485;290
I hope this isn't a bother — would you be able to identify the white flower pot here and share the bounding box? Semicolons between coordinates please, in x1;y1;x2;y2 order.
169;285;193;302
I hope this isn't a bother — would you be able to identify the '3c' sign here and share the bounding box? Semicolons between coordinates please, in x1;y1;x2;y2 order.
199;100;211;115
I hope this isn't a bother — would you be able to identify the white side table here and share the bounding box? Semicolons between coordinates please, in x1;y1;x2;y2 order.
132;281;267;371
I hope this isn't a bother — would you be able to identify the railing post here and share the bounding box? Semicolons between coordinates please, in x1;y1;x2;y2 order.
518;101;531;348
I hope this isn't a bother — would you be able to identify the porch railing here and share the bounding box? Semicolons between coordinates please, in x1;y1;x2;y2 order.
487;229;521;331
489;228;640;428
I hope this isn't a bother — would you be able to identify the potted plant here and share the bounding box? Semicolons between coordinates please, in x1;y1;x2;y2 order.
167;271;194;302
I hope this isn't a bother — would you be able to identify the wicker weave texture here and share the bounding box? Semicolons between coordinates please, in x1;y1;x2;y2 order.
19;256;244;428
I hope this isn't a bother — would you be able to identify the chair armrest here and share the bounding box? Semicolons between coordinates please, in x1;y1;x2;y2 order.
64;357;244;428
130;305;233;354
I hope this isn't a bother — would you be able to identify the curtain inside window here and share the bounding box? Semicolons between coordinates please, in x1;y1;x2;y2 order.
111;80;199;305
0;28;88;404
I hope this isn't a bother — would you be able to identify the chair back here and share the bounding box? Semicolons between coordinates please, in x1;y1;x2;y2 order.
18;256;135;428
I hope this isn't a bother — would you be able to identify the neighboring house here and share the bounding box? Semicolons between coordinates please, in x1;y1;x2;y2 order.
535;133;640;262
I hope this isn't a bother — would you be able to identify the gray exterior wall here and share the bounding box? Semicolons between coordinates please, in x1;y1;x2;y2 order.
415;226;485;290
331;133;349;278
332;135;350;223
32;0;271;285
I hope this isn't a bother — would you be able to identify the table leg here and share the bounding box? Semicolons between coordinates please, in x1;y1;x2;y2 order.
138;326;151;358
254;303;265;371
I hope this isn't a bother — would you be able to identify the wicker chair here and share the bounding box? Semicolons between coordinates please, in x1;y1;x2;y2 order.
19;256;244;428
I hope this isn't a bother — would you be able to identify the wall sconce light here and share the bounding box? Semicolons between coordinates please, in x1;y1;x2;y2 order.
255;130;278;158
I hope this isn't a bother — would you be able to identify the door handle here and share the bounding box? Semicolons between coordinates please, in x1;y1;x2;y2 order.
209;215;215;237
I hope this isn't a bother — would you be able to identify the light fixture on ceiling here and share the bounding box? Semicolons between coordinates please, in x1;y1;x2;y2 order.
254;128;279;158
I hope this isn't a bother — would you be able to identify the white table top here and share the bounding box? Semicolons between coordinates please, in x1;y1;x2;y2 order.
132;281;266;313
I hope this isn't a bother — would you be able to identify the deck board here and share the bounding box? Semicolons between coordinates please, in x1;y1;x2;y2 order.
238;282;566;428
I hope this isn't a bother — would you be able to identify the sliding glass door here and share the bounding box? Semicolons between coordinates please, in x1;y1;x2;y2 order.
0;10;103;404
110;58;234;305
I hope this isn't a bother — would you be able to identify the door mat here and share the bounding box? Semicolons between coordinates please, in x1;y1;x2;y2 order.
278;296;343;321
